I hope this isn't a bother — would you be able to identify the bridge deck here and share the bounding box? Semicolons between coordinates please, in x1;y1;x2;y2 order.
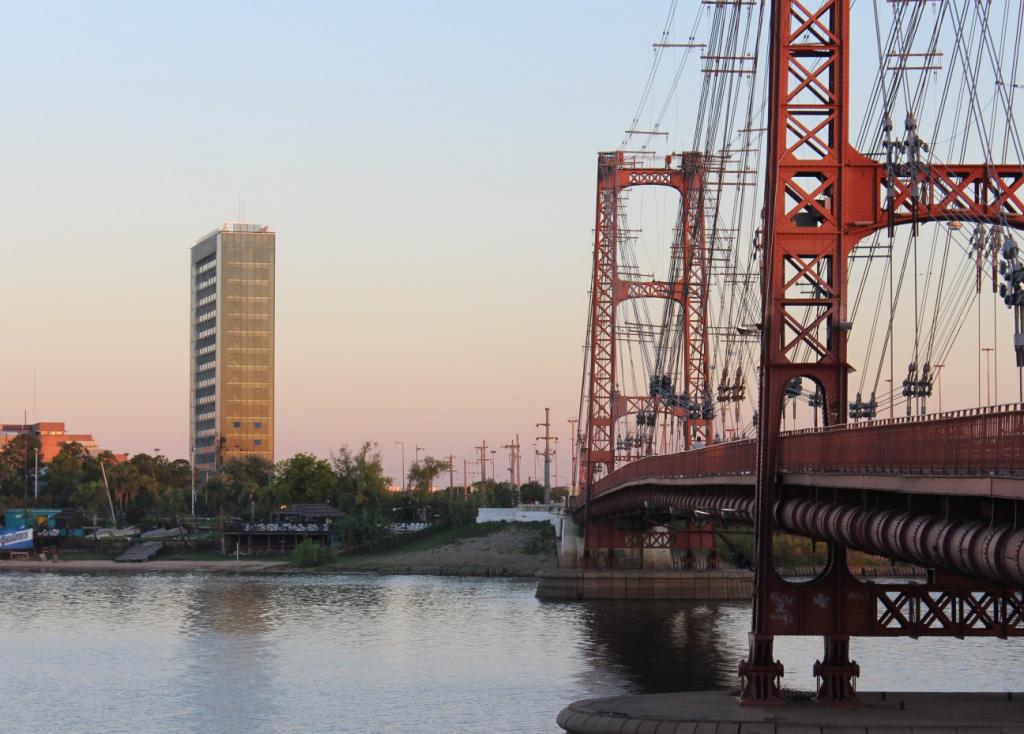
591;404;1024;502
578;405;1024;586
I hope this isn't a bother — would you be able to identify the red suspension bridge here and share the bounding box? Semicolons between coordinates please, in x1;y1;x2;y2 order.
570;0;1024;705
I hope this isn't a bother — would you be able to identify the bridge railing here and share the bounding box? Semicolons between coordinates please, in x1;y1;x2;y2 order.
592;439;756;498
591;403;1024;500
780;403;1024;476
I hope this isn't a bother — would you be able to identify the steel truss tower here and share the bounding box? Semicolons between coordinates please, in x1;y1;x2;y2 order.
582;151;711;522
741;0;1024;705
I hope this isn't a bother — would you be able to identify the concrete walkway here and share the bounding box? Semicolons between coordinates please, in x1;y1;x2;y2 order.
557;690;1024;733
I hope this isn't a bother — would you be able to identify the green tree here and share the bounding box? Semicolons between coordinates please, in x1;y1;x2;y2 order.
550;486;571;502
70;480;112;526
220;455;274;489
39;442;88;506
335;508;392;551
204;455;274;517
519;480;545;504
475;480;517;507
164;459;192;488
201;474;230;515
0;433;41;499
129;452;164;482
332;443;392;512
106;462;154;520
274;453;336;506
407;456;449;498
155;485;190;518
430;491;479;527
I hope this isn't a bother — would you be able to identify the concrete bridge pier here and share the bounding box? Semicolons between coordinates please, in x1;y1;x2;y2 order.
559;514;583;568
576;521;719;571
539;520;747;600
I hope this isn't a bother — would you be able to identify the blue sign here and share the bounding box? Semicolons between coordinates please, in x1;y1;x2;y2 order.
0;528;34;551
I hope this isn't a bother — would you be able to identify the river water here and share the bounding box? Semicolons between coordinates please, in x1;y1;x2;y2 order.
2;572;1023;733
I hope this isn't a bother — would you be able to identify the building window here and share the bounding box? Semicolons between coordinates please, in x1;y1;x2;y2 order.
232;421;241;429
254;439;262;446
254;421;262;429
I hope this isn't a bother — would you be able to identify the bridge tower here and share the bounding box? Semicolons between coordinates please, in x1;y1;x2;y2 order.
581;151;710;524
741;0;1024;705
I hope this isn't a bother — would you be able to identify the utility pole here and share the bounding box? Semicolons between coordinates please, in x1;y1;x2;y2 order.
22;409;28;499
462;458;469;494
536;407;555;504
475;440;489;484
446;455;455;497
190;446;196;517
516;432;524;489
394;441;406;492
567;418;578;493
502;438;520;486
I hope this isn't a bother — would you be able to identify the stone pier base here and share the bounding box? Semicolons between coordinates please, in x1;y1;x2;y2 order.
535;569;752;601
557;690;1024;733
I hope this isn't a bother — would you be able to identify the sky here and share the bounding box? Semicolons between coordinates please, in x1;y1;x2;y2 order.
3;2;1022;486
0;1;671;484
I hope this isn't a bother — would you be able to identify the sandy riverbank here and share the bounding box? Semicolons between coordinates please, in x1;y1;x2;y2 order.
0;524;560;576
0;559;288;573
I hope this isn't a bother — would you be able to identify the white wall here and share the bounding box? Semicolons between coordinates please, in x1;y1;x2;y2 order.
476;507;563;536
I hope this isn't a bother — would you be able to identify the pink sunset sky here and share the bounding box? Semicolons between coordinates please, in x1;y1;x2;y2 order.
2;2;1021;485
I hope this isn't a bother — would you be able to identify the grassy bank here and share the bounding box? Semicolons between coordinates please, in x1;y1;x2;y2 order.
311;521;556;573
346;521;541;557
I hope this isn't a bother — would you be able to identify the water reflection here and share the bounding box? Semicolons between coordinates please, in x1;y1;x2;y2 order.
568;595;1024;695
567;601;748;693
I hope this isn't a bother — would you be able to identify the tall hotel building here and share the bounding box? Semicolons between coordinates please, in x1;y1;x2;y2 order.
190;223;275;479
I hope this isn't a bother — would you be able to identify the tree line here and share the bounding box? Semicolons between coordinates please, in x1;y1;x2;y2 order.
0;435;568;533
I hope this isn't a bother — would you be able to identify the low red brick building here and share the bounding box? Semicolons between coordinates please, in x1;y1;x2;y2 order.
0;421;122;462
